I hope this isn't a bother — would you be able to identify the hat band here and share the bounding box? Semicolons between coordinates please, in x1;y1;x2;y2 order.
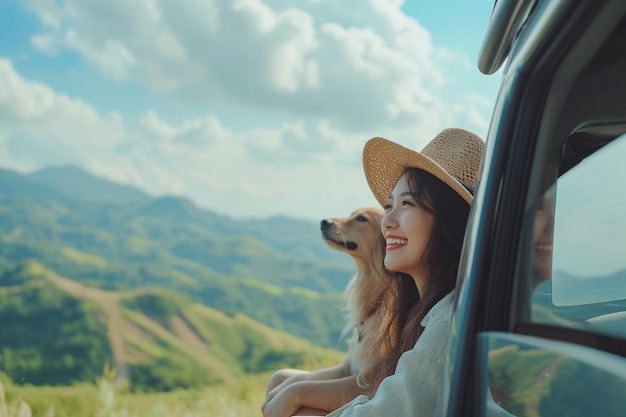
461;182;475;195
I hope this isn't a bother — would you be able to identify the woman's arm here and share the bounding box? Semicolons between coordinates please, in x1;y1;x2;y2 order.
299;360;352;381
265;360;352;403
262;375;366;417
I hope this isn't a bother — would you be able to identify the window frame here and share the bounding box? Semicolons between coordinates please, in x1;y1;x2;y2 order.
442;1;626;416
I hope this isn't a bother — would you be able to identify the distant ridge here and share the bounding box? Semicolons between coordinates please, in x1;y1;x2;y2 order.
28;164;151;205
138;195;208;219
0;168;66;199
2;164;349;266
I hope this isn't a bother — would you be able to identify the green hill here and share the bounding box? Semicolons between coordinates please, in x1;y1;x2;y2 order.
0;262;112;386
0;165;356;349
0;261;344;391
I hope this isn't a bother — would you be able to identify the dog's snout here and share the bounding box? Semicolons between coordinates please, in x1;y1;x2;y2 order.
320;219;332;230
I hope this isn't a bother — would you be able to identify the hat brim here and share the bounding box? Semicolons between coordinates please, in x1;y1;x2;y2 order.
363;137;473;207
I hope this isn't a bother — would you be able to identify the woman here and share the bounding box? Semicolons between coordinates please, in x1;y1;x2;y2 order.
326;127;484;417
532;186;555;288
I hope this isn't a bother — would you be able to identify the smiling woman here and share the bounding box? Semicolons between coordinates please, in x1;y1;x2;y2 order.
324;128;484;417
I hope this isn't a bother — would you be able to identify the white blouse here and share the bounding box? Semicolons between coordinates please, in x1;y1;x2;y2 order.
326;291;455;417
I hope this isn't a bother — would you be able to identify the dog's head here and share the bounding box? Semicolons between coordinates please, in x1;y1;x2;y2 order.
320;207;384;260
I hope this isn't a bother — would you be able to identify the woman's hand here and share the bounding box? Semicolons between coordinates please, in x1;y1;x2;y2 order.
262;382;304;417
263;373;309;411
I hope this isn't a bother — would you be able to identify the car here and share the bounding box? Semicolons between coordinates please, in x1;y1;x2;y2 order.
440;0;626;416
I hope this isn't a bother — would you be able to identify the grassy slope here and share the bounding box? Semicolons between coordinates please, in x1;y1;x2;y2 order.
0;261;344;391
0;230;349;350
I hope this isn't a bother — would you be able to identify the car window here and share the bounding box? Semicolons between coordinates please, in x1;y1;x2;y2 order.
530;133;626;339
478;133;626;416
479;332;626;417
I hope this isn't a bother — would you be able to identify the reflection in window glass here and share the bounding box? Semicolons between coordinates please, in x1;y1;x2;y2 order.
552;135;626;307
529;185;559;326
530;134;626;340
532;185;555;291
481;333;626;417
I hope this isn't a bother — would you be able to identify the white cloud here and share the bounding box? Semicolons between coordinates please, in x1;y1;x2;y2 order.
26;0;63;30
30;34;57;54
23;0;453;131
115;112;379;220
0;59;378;219
65;29;136;81
139;111;229;147
0;59;124;169
3;0;498;220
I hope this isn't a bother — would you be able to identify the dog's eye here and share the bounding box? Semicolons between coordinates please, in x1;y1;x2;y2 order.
356;215;368;222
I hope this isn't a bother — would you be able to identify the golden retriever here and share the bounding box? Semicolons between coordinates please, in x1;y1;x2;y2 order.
263;207;387;416
319;207;386;380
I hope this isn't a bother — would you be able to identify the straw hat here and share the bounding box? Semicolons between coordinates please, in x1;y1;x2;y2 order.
363;128;485;206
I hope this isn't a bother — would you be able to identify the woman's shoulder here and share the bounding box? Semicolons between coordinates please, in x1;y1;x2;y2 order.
421;290;455;328
395;291;455;376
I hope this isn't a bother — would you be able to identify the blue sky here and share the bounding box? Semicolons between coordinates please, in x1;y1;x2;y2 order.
0;0;501;221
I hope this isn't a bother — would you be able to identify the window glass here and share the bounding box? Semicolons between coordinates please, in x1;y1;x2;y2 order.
552;136;626;305
530;133;626;339
480;332;626;417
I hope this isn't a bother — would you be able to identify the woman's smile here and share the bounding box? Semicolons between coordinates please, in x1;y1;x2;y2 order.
386;235;408;250
533;242;553;256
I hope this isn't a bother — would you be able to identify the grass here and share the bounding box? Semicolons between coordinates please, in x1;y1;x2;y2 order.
288;287;321;299
0;371;270;417
242;278;284;296
60;247;107;267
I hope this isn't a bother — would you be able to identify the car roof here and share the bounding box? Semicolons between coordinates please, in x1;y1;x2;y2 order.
478;0;626;178
477;0;535;75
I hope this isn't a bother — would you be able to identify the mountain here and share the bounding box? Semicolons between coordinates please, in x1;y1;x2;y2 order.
28;165;151;205
0;165;355;351
0;168;67;199
21;164;348;265
0;261;343;390
137;195;204;218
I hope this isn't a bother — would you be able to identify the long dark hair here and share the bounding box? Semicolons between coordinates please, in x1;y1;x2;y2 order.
363;168;470;396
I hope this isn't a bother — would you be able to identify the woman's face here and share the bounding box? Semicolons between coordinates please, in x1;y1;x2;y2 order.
381;173;434;291
533;193;555;282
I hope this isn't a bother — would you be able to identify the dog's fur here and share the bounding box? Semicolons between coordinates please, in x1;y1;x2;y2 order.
320;207;387;384
263;207;388;416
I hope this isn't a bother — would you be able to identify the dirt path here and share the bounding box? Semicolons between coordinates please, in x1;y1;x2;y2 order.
48;274;129;387
171;316;208;351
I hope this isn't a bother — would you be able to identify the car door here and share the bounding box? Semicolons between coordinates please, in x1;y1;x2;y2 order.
440;0;626;416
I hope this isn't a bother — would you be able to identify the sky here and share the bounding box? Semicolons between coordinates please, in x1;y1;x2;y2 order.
0;0;502;222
